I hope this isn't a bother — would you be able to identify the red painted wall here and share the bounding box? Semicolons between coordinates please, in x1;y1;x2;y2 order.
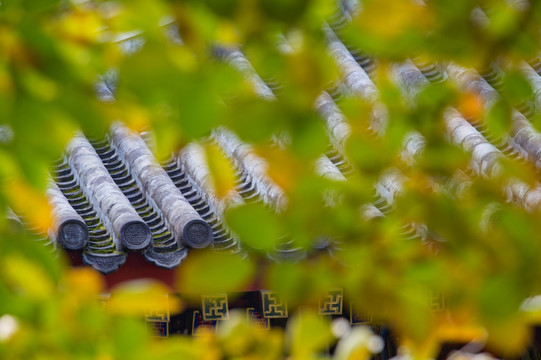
66;251;176;289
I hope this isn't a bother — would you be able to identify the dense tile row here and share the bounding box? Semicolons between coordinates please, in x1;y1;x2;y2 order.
48;125;227;273
37;1;541;273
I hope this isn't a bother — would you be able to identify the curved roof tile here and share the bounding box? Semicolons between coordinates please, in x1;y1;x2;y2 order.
68;134;152;251
110;123;213;249
22;1;541;273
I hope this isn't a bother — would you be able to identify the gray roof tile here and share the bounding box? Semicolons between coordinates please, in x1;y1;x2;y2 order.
21;3;541;273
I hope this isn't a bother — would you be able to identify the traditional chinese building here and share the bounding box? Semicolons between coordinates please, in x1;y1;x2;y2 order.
13;2;541;357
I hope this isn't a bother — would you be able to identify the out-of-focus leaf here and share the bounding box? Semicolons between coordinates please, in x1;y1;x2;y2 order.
287;310;333;359
485;317;531;357
486;99;511;140
112;103;152;134
203;0;240;18
173;71;224;139
257;145;306;193
0;282;34;318
118;42;224;140
2;254;55;300
21;0;60;15
456;91;485;121
486;2;521;37
433;319;486;344
64;268;105;300
1;0;541;357
20;70;57;101
108;279;182;316
217;310;256;356
112;317;149;360
502;71;533;106
148;119;184;162
177;251;255;295
284;42;338;106
417;82;456;113
217;309;284;360
11;100;78;189
343;0;433;58
393;285;435;345
417;141;469;177
346;135;392;176
225;202;283;251
226;99;283;143
214;20;241;45
4;180;52;233
258;0;310;24
145;336;206;359
48;6;103;45
265;262;317;306
204;142;237;200
479;275;524;321
289;117;328;158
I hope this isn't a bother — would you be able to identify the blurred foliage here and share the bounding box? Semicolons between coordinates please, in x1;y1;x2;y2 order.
0;224;382;360
3;0;541;359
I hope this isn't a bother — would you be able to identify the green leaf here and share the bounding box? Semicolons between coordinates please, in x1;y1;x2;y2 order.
479;275;523;321
113;317;149;360
418;141;469;177
502;71;533;106
266;263;316;305
486;99;511;139
177;251;255;295
226;99;283;143
203;0;240;18
225;202;284;251
289;116;328;158
258;0;310;23
346;135;392;176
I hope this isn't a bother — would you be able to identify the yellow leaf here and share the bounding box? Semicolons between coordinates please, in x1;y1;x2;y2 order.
0;62;14;95
435;323;486;343
485;318;531;357
20;70;58;102
64;267;105;299
5;180;52;233
399;337;440;360
215;21;240;45
355;0;433;40
288;310;333;358
51;8;103;44
204;143;237;200
2;254;55;300
256;146;303;193
217;310;256;356
108;279;182;316
457;92;485;122
122;104;152;133
398;313;487;360
0;26;30;65
171;46;198;72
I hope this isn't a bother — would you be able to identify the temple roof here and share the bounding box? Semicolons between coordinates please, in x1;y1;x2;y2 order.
25;2;541;274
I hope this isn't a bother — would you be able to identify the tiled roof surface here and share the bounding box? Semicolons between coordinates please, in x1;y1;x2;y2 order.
51;125;238;273
30;2;541;273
